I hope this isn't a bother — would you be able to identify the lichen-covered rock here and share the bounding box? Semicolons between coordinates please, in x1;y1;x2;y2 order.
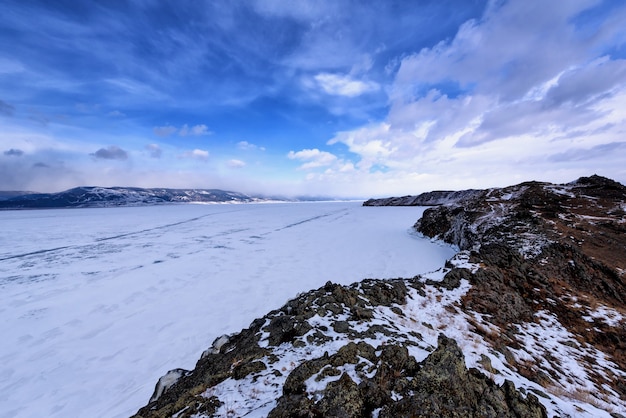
379;335;546;418
269;335;546;418
316;373;364;416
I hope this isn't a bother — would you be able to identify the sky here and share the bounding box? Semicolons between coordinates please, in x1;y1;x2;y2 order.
1;0;626;198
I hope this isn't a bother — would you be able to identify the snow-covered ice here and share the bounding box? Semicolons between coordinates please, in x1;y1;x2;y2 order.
0;202;455;418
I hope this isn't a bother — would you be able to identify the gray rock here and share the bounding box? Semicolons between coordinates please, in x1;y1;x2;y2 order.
266;315;313;347
316;373;364;417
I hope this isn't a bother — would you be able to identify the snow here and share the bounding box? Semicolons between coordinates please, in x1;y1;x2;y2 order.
544;185;576;198
149;369;187;403
0;202;455;418
510;310;626;416
419;250;480;283
582;305;625;327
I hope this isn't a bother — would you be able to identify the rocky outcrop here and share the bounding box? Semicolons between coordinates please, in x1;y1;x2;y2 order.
269;335;546;418
415;175;626;408
415;175;626;315
133;278;547;418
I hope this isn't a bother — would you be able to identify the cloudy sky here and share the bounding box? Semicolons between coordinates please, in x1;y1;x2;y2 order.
1;0;625;197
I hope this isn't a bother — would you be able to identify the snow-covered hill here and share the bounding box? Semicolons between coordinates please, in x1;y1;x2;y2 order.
134;175;626;417
0;186;271;209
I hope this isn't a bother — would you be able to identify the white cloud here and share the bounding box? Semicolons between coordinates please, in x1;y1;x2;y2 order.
237;141;266;151
227;159;246;168
313;73;379;97
287;148;337;170
393;1;606;101
316;1;626;195
544;57;626;107
320;83;626;195
4;1;626;198
154;124;213;137
328;123;398;171
179;124;213;137
182;149;210;161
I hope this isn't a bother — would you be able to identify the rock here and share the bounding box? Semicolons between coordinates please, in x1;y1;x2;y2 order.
332;320;350;333
378;335;547;418
232;360;267;380
426;267;470;290
200;334;230;358
269;335;546;418
316;373;364;417
350;305;374;320
266;395;315;418
462;268;534;324
359;278;409;306
149;368;189;403
266;315;313;346
331;341;377;366
283;355;331;395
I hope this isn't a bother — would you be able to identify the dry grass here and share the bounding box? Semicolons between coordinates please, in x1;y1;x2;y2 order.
466;316;500;344
547;385;601;409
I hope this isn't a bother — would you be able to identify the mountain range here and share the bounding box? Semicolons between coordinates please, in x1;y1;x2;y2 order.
0;186;283;209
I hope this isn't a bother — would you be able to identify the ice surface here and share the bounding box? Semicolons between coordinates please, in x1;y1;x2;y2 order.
0;202;455;418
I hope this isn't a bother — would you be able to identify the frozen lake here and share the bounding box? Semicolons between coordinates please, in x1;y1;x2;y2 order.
0;202;456;417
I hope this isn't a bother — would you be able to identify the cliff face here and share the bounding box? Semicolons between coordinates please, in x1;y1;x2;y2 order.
414;175;626;410
132;175;626;418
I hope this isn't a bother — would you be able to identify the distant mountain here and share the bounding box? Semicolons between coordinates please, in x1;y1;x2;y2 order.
0;186;275;209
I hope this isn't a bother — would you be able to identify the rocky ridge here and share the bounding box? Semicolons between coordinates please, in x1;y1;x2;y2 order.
363;189;482;207
133;175;626;417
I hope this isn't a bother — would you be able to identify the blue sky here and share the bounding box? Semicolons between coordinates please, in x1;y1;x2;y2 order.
1;0;625;197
